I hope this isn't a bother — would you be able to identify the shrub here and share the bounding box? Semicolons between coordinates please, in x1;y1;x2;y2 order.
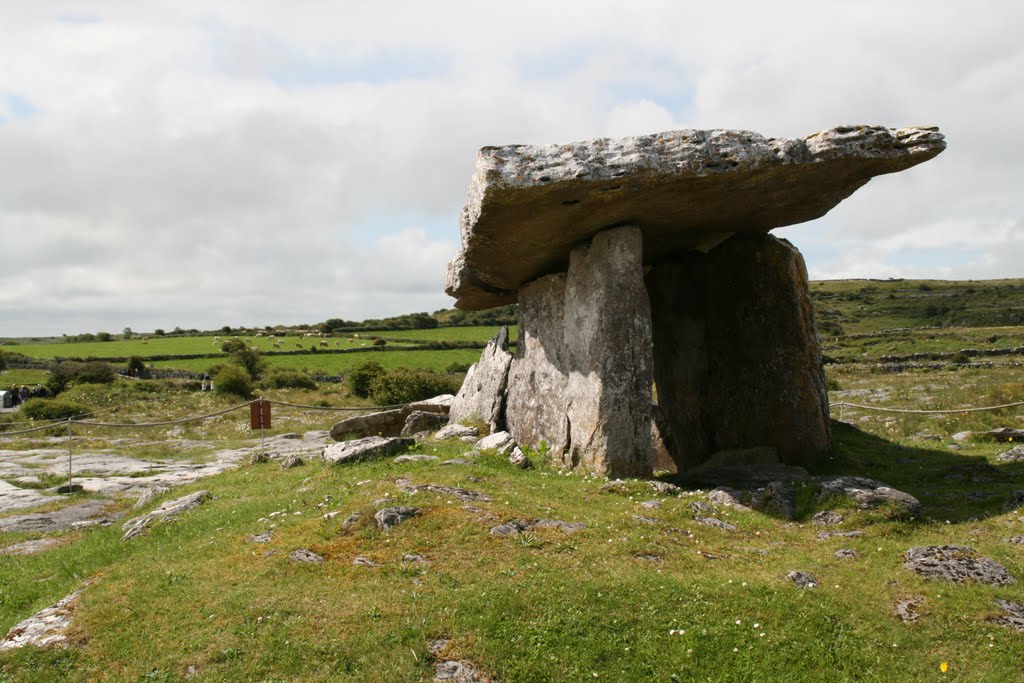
0;350;5;372
373;338;387;347
260;369;317;390
126;356;148;378
221;339;267;379
21;398;91;421
46;360;116;395
368;367;461;406
214;365;254;399
346;361;385;398
444;362;472;374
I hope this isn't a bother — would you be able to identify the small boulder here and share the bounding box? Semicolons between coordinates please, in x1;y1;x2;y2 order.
812;510;844;526
834;548;858;560
707;487;750;511
903;545;1015;585
649;481;682;496
394;454;440;463
475;431;516;454
508;446;531;469
816;476;920;515
280;454;304;469
330;409;410;441
353;556;378;567
322;436;414;464
408;394;454;415
695;516;737;531
895;596;924;623
749;481;797;520
996;444;1024;463
435;423;480;440
816;530;864;540
246;531;274;543
248;452;271;465
341;512;363;529
401;411;449;437
289;549;324;564
787;571;818;589
375;506;420;531
987;599;1024;633
1004;490;1024;511
121;491;212;542
489;520;531;536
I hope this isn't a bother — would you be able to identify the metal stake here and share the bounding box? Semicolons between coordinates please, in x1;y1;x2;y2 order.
260;397;266;457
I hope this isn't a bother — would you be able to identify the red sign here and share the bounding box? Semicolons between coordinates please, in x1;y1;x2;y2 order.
250;400;271;429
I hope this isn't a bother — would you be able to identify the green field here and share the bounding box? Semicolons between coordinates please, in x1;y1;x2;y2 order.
370;325;517;342
150;348;485;374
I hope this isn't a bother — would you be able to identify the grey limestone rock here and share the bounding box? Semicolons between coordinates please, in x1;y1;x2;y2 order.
375;506;420;531
816;530;864;540
895;596;925;623
695;516;737;531
707;487;751;512
475;431;515;455
505;227;653;478
353;556;378;567
996;444;1024;463
394;454;439;463
1;538;61;556
342;512;363;529
246;531;274;543
434;659;486;682
489;519;531;537
322;436;413;465
508;446;531;469
448;327;513;432
435;424;479;440
834;548;859;560
280;454;304;469
0;499;117;534
401;411;449;437
446;125;945;310
987;599;1024;633
749;481;797;520
289;549;324;564
0;580;94;651
903;545;1015;586
812;510;844;526
121;490;211;541
247;452;270;465
408;394;454;415
817;476;921;515
649;481;682;496
1005;490;1024;511
330;408;411;441
787;571;818;589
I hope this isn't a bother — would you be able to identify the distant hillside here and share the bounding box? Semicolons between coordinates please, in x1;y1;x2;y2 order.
809;278;1024;336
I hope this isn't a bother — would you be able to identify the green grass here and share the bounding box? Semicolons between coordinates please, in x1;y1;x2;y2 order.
150;349;486;374
2;433;1023;681
370;325;518;343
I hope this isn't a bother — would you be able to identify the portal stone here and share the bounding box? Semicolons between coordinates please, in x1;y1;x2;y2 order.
505;226;652;478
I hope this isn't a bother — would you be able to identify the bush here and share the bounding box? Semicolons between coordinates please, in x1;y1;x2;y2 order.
373;338;387;347
126;356;149;378
0;350;5;372
444;362;472;374
214;365;254;399
20;398;91;421
346;361;385;398
260;369;317;390
368;367;462;406
221;339;267;379
46;360;116;395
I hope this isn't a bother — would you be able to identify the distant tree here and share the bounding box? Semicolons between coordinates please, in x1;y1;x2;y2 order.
153;329;166;337
220;325;233;334
221;338;267;379
96;331;113;342
122;327;134;339
0;349;6;372
172;326;184;335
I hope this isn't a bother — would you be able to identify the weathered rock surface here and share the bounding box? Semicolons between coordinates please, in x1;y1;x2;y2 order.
375;506;420;531
448;327;513;432
650;234;831;468
988;599;1024;633
489;518;585;536
507;446;530;469
895;596;925;623
835;548;858;560
1;538;61;556
0;499;118;534
997;444;1024;463
408;395;454;415
903;545;1015;585
280;454;304;469
330;409;410;441
0;581;94;651
817;476;920;515
321;436;413;464
446;125;945;310
394;454;439;463
121;490;212;541
475;431;515;454
435;424;479;440
787;571;818;589
505;227;653;477
289;549;324;564
812;510;844;526
401;411;449;437
695;516;737;531
749;481;797;520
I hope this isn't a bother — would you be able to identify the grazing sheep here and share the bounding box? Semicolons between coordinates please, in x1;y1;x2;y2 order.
319;340;328;347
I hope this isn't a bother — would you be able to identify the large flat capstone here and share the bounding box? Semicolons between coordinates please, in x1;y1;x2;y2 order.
446;125;945;310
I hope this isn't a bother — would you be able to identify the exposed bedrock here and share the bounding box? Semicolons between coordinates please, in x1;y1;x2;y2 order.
505;226;653;478
447;125;945;310
448;326;513;432
647;233;831;467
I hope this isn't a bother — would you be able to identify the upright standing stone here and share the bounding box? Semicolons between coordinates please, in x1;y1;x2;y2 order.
505;226;653;478
648;233;830;468
448;326;512;432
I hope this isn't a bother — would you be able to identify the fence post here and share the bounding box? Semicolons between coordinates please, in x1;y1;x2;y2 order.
66;419;73;488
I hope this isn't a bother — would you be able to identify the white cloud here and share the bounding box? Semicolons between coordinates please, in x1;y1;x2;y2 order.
0;1;1021;335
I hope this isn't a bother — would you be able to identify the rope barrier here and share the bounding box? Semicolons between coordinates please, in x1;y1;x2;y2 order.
69;400;255;428
0;421;76;437
265;398;411;412
831;399;1024;415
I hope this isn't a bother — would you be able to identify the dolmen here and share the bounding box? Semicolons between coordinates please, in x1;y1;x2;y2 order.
446;125;945;478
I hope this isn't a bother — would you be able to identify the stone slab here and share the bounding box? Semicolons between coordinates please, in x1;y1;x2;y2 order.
447;125;945;309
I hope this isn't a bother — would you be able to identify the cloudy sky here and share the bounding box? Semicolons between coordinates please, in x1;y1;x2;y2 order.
1;1;1021;337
